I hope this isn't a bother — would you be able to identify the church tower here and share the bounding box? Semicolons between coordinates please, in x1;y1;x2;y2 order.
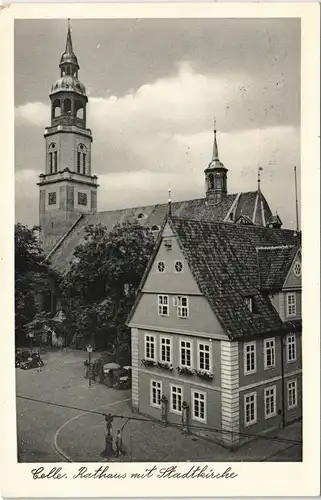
205;125;228;204
38;20;98;254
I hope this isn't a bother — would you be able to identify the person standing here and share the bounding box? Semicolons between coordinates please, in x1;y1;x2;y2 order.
115;430;123;457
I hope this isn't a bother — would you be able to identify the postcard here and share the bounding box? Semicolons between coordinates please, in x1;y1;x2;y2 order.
0;2;320;498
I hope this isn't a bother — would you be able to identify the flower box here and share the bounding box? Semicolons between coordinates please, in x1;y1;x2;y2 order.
141;358;157;367
195;370;214;380
157;362;173;371
177;366;195;376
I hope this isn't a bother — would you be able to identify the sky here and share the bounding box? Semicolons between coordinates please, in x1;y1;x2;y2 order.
15;18;301;229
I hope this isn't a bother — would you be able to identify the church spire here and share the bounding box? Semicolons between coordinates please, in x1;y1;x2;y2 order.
204;119;228;205
59;19;79;71
212;118;219;161
65;19;73;54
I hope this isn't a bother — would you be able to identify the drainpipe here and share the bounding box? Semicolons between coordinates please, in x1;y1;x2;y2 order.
280;333;286;428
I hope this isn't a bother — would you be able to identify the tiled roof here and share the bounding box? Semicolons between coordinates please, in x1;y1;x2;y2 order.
166;217;300;340
47;190;273;272
257;246;298;291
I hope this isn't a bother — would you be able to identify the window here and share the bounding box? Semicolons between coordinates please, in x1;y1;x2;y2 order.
176;296;189;318
293;261;301;278
264;338;276;369
49;152;53;173
264;386;276;419
64;98;71;114
82;153;86;174
49;143;57;173
198;342;211;372
145;335;155;361
150;380;162;407
151;225;160;232
53;151;58;172
180;340;192;367
174;261;183;273
78;192;88;206
77;151;81;173
170;385;183;414
244;342;256;375
164;239;172;250
160;337;171;363
48;192;57;205
286;293;296;317
244;392;257;426
286;334;297;362
287;380;297;409
137;213;146;219
158;295;169;316
157;261;165;273
245;297;252;312
192;391;206;422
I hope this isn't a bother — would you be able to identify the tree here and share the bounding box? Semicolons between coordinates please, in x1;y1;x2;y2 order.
60;221;155;357
15;223;55;346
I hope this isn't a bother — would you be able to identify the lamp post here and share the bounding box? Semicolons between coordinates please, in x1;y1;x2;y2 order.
181;401;189;435
160;395;168;427
86;344;93;387
28;332;34;352
100;413;114;458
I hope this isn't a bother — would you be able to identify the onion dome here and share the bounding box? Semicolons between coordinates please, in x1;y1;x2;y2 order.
51;75;86;96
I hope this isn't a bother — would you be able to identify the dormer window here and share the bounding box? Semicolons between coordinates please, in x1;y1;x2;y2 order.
164;239;172;250
137;213;146;219
245;297;253;312
293;261;301;278
151;225;160;232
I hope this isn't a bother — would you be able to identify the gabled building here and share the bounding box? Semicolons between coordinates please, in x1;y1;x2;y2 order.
38;22;279;274
127;216;302;447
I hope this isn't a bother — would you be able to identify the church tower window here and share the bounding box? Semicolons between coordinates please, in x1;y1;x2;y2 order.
49;143;57;174
76;100;84;120
77;151;81;173
52;99;61;118
53;151;58;172
77;144;87;174
64;98;72;114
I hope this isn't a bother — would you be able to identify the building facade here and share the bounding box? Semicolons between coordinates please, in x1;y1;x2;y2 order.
127;217;302;447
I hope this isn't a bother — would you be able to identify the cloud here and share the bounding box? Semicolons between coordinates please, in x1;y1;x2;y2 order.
15;102;49;127
15;63;300;229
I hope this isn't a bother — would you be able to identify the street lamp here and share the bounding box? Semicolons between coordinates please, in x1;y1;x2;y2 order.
100;413;115;458
86;344;93;387
28;332;34;352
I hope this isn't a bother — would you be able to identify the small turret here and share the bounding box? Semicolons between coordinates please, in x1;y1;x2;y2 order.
204;120;228;205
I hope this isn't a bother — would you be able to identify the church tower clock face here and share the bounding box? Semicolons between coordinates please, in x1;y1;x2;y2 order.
37;20;98;254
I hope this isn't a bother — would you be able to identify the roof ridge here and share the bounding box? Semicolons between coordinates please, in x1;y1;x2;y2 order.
256;245;296;251
97;198;205;216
